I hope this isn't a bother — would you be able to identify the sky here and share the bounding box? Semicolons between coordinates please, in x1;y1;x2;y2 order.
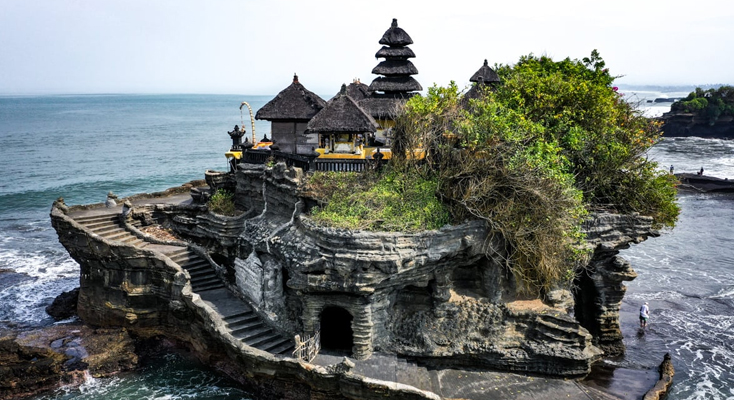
1;0;733;95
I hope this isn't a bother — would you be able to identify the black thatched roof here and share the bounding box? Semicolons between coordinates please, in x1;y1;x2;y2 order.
255;74;326;121
368;76;422;93
470;59;500;84
308;85;378;133
358;94;416;120
334;80;372;101
379;18;413;46
371;60;418;76
375;46;415;59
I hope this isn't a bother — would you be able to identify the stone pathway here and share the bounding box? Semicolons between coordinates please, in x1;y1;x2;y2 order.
313;351;622;399
68;200;294;356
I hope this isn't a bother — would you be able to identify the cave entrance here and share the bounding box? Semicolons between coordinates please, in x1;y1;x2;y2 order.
319;306;353;354
573;271;601;339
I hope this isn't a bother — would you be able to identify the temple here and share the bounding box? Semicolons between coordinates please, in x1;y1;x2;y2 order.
46;17;666;400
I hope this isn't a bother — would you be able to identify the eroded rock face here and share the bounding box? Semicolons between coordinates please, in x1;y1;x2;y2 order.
576;213;659;355
50;163;661;386
0;325;137;399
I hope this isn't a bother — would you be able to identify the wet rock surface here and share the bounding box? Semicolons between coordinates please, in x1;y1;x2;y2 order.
0;325;138;399
45;287;79;321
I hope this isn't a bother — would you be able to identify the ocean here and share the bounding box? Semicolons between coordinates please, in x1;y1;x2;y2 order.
0;94;732;399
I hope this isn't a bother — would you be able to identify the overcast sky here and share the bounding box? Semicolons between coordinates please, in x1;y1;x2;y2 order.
2;0;733;95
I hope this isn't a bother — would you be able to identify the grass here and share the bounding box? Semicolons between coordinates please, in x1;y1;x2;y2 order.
304;170;451;232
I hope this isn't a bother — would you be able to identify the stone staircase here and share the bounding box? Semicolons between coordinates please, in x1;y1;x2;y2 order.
73;214;149;248
166;248;226;292
71;211;294;356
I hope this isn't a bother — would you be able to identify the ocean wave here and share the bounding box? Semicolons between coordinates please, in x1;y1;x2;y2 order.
0;248;78;279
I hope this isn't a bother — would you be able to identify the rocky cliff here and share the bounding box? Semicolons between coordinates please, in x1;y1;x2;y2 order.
661;112;734;138
48;162;661;398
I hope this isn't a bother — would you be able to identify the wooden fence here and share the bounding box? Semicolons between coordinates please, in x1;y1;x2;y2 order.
293;330;321;362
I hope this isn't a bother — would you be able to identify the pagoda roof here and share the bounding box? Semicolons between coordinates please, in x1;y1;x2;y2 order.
308;85;379;133
379;19;413;46
372;60;418;76
375;46;415;59
470;60;500;84
333;80;373;102
255;74;326;121
358;94;415;120
368;76;423;93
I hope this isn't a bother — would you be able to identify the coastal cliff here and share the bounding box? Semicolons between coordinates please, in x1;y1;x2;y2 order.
46;163;661;398
661;112;734;138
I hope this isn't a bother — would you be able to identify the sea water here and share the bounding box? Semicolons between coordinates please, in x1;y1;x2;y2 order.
1;94;732;399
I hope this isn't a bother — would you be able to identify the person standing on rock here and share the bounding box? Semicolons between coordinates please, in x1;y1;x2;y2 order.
640;302;650;328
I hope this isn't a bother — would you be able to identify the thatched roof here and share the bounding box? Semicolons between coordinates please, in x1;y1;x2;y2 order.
379;19;413;46
358;95;414;120
470;60;500;84
255;74;326;121
371;60;418;76
369;76;422;93
308;85;378;133
333;80;372;101
375;46;415;59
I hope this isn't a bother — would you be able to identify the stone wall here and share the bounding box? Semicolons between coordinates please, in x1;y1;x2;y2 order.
50;205;440;400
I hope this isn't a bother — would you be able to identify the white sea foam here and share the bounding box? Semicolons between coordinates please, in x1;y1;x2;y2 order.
0;248;78;279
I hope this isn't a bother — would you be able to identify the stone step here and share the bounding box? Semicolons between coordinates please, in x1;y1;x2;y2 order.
90;225;124;235
253;335;290;352
170;252;197;264
74;214;117;223
165;249;190;261
230;320;264;336
266;340;295;355
223;311;255;322
83;219;120;230
193;281;225;292
188;268;215;279
181;259;210;270
191;275;220;287
227;316;262;331
234;325;271;342
247;332;281;348
104;231;136;241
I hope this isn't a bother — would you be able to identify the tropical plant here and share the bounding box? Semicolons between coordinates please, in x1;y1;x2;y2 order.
208;189;238;216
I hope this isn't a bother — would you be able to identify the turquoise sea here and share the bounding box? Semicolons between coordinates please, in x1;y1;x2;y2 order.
0;94;733;399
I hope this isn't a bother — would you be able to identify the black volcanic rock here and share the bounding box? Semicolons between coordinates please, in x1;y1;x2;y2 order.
46;288;79;321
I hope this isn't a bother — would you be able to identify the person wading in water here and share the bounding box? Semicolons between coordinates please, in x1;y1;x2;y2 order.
640;302;650;328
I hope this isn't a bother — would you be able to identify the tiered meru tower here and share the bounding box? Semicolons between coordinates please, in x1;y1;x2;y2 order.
359;19;422;142
368;18;422;97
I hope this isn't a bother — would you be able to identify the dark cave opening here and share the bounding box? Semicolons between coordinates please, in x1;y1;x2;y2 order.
573;270;601;339
319;306;354;354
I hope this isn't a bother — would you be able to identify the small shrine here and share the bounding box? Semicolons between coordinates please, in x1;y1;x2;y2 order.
255;74;326;154
308;84;379;157
464;59;501;102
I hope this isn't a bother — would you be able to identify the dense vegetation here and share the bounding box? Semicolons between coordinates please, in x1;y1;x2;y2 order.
306;51;679;295
670;85;734;124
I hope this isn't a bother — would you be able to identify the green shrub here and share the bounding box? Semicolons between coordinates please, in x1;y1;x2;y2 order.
208;189;238;216
390;51;679;294
305;170;450;232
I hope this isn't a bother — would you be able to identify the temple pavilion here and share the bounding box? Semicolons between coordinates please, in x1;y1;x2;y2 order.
254;74;326;154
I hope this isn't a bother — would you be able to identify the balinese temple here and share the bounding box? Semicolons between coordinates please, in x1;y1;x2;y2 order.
463;59;501;102
308;84;379;158
255;74;326;154
359;18;422;145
